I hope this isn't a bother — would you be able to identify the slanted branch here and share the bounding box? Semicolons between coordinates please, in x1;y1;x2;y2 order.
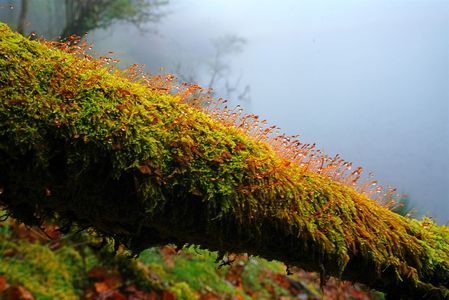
0;23;448;299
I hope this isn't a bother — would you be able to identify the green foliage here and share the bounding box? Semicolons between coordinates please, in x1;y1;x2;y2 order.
0;226;84;299
0;215;373;299
138;246;323;300
168;282;197;300
140;247;240;297
61;0;168;38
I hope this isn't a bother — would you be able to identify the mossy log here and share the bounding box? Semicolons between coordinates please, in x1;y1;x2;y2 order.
0;23;448;299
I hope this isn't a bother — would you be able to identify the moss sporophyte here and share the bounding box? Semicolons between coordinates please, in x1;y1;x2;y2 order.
0;23;448;299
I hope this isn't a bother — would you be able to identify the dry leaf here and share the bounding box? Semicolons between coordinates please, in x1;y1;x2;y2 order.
0;276;8;292
2;285;34;300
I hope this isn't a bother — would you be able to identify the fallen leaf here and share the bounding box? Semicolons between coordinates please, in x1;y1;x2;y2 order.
139;164;151;174
2;285;34;300
95;281;110;293
162;290;176;300
103;274;123;290
88;266;108;279
2;248;16;257
0;276;8;292
83;288;96;300
106;291;126;300
160;246;176;268
94;273;122;294
200;292;219;300
43;225;61;240
149;291;158;300
125;285;151;300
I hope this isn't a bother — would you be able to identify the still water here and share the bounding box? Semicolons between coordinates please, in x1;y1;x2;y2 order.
1;0;448;222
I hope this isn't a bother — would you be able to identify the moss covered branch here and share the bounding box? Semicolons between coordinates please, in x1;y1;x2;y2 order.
0;23;448;299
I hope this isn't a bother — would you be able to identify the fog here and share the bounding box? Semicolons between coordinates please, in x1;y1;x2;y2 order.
1;0;448;222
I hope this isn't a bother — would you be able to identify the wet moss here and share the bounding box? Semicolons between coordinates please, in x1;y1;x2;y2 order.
0;23;448;299
0;232;84;299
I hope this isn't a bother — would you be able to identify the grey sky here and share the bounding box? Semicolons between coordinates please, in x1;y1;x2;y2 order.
1;0;448;221
147;0;449;221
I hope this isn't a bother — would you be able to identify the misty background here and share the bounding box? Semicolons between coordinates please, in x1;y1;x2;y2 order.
1;0;448;223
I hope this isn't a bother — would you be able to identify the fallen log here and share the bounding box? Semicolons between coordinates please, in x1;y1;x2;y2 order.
0;23;448;299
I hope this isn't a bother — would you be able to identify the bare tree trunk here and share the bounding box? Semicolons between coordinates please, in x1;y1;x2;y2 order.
17;0;28;34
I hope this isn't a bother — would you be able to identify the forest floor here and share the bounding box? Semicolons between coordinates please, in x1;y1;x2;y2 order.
0;216;382;300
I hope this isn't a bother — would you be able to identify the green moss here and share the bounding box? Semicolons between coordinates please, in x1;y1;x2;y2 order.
241;258;288;299
140;247;248;298
0;231;84;299
0;23;448;298
168;282;198;300
138;246;311;299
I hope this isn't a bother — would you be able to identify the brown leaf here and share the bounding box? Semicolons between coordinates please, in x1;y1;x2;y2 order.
2;285;34;300
2;248;16;257
0;276;8;292
200;292;219;300
103;274;123;290
149;291;158;300
125;285;151;300
88;266;108;279
43;225;61;240
160;246;176;269
139;164;151;174
162;290;177;300
94;273;122;294
83;288;96;300
106;291;126;300
94;281;110;293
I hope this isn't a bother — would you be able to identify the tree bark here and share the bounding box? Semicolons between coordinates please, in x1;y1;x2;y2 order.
0;23;448;299
17;0;29;34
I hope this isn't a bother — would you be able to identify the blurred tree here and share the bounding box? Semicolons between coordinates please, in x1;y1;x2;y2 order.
173;35;251;104
392;194;417;218
16;0;28;34
208;35;250;102
61;0;168;38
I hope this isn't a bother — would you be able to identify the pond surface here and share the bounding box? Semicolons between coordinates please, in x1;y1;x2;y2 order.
1;0;448;222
